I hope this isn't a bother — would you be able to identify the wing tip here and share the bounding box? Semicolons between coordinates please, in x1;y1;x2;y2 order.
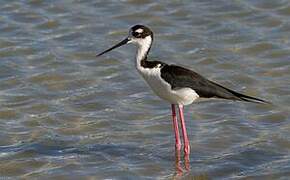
240;97;271;105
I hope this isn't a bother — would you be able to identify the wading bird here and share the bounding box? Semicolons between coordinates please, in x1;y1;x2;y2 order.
96;25;268;155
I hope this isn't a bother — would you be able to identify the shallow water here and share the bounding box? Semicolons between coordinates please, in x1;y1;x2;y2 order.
0;0;290;179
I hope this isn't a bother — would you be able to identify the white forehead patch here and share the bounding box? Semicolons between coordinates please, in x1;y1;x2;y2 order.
135;28;144;33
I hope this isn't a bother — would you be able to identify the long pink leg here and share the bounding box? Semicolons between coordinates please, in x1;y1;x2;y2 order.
178;105;190;155
171;104;181;151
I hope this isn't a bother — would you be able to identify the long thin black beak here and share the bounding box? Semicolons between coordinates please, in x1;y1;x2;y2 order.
96;38;130;57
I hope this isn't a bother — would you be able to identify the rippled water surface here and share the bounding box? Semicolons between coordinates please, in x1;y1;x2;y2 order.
0;0;290;179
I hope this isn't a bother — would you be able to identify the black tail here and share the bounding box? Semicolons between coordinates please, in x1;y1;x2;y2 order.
211;81;270;104
225;87;269;104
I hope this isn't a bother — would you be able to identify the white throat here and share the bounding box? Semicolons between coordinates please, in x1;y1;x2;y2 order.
134;36;152;70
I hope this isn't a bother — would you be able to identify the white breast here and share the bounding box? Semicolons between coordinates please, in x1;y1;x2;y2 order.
137;67;199;105
132;35;199;105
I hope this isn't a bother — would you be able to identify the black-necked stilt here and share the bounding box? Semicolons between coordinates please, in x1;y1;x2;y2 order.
96;25;269;155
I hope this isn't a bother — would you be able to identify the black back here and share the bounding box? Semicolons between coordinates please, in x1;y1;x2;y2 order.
160;64;268;103
141;60;166;69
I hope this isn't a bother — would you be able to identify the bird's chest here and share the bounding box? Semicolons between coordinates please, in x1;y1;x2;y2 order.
137;66;199;105
138;67;173;98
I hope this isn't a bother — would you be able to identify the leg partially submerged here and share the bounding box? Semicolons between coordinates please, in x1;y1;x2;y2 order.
178;105;190;155
171;104;181;151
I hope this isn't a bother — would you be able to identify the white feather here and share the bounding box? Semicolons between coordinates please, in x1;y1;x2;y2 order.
139;66;199;105
135;28;144;33
130;35;199;105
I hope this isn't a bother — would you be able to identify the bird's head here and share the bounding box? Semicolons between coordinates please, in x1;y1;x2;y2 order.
96;25;153;57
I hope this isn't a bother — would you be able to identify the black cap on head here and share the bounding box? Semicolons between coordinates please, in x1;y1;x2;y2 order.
131;25;153;38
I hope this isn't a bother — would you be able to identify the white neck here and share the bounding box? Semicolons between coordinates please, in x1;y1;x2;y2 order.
135;36;152;70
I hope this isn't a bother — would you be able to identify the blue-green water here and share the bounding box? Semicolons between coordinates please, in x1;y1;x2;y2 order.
0;0;290;179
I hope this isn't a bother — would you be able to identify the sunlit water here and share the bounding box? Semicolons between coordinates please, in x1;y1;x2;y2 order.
0;0;290;179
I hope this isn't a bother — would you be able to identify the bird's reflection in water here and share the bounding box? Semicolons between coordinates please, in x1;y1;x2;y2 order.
173;152;210;179
174;150;190;177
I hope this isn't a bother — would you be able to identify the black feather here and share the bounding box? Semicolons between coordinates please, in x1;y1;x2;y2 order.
160;64;269;104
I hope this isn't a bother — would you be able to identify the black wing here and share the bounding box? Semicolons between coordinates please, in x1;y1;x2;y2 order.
160;64;268;103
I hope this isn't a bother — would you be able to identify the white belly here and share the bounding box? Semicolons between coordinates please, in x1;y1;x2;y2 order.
138;67;199;105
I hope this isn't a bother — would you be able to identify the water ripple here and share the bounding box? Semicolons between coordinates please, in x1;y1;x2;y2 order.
0;0;289;179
